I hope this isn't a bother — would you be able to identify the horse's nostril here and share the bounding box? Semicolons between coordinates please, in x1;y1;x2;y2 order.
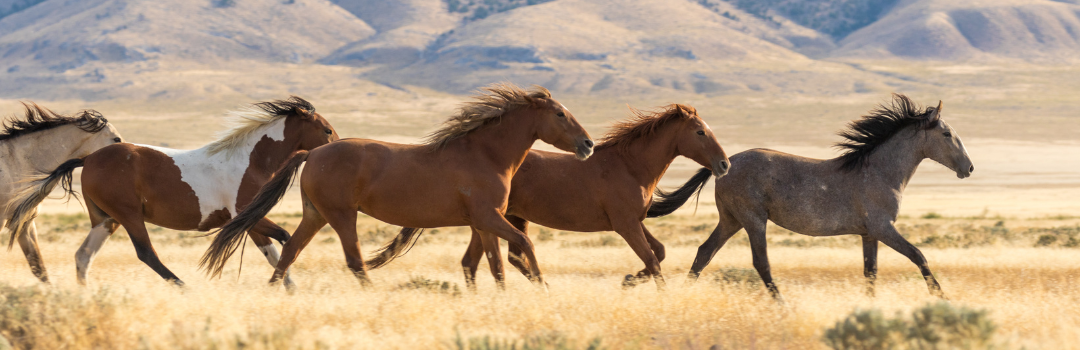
583;139;594;148
969;165;974;172
720;160;730;170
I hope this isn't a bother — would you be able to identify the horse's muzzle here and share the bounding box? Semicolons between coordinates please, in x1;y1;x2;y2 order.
714;159;730;177
575;139;594;160
956;164;974;179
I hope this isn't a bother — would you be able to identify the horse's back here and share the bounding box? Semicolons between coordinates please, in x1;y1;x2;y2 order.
505;149;619;232
717;148;864;236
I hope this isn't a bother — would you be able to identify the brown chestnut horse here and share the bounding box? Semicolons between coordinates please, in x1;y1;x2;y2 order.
1;103;123;283
201;84;594;289
368;104;730;290
648;94;973;301
7;97;338;287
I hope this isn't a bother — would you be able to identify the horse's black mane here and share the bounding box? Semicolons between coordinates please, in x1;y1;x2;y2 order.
835;93;941;171
0;103;108;142
253;96;315;117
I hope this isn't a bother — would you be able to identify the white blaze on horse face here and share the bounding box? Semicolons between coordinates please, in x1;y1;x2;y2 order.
138;119;286;225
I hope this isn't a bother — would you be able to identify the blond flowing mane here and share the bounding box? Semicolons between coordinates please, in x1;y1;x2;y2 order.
596;104;696;152
424;83;551;148
206;96;314;155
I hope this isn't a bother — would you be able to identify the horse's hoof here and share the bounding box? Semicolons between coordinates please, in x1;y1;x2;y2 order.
622;274;640;289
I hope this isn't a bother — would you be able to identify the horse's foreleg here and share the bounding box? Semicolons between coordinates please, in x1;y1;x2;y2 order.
617;222;665;290
249;222;294;290
746;222;782;302
504;216;532;279
630;226;666;282
873;224;946;299
75;218;119;285
17;220;49;283
472;211;544;287
861;235;879;297
462;229;485;291
477;229;506;290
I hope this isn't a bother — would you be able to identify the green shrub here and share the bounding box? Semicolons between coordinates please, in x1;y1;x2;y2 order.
710;267;762;288
397;276;462;297
822;302;998;350
450;331;603;350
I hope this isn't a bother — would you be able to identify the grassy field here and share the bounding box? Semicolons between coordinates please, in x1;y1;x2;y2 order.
3;213;1080;349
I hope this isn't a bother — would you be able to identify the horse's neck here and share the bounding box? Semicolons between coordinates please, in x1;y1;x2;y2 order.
449;114;538;174
2;125;97;173
230;121;297;177
614;127;680;191
863;129;926;192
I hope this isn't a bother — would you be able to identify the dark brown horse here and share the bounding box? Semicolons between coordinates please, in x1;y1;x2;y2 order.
368;104;730;290
648;94;973;300
201;84;594;289
7;97;338;287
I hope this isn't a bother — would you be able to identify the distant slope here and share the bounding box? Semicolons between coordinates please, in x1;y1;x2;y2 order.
323;0;460;67
835;0;1080;61
357;0;895;95
0;0;45;20
0;0;375;73
720;0;899;40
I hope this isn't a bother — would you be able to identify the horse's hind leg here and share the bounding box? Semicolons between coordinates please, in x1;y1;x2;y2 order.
462;229;485;291
862;236;879;297
873;224;946;299
16;218;49;283
271;196;327;289
119;216;184;286
688;210;743;282
76;198;120;285
321;206;372;287
249;218;294;289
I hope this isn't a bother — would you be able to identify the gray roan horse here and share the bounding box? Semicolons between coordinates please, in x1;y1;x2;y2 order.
1;103;123;282
648;94;973;300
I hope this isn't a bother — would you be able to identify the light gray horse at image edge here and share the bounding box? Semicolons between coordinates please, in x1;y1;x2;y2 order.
647;94;973;301
0;103;123;282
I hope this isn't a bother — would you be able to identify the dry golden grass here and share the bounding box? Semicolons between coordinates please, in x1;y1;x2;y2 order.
2;213;1079;349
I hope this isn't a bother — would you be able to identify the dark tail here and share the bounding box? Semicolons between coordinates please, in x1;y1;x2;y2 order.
364;227;426;269
646;167;713;218
6;158;84;250
200;150;308;278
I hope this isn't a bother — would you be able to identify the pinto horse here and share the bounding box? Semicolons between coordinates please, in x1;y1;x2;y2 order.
1;103;123;282
648;94;973;300
368;104;730;290
201;84;594;289
7;97;338;286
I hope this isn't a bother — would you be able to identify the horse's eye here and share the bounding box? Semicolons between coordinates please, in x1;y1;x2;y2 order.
324;128;333;135
696;130;705;136
943;132;952;138
556;112;566;118
113;137;122;142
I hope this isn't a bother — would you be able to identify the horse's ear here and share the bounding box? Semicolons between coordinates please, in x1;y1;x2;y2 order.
297;108;315;120
675;104;691;117
930;100;943;124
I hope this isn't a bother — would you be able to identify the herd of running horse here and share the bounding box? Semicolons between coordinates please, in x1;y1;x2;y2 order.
0;83;974;301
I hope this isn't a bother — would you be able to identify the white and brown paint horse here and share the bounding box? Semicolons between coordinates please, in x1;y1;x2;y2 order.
1;103;123;282
7;97;338;286
649;94;973;300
